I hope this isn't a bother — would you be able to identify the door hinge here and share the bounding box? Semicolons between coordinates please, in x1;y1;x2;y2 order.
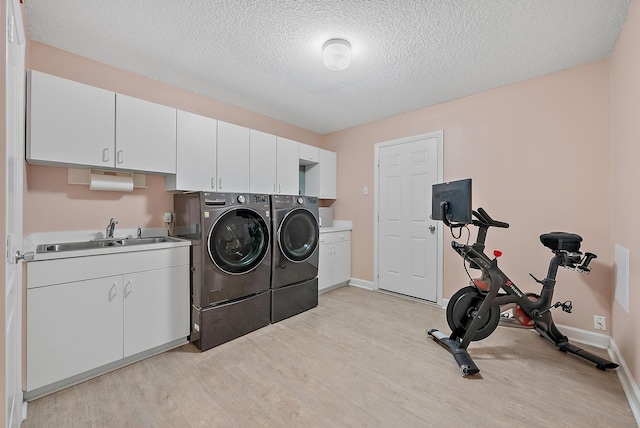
7;16;14;43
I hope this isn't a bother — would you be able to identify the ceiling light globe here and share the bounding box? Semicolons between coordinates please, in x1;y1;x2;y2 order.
323;39;351;71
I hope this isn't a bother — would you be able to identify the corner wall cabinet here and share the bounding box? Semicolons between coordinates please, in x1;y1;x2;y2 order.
318;230;351;292
306;149;337;199
26;247;189;399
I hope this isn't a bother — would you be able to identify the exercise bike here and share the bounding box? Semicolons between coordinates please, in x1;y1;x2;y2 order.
427;201;619;376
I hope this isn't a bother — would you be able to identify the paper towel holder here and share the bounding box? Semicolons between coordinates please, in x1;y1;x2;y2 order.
68;168;147;190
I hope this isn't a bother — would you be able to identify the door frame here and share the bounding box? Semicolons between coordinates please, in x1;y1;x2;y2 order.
5;0;26;425
373;131;444;306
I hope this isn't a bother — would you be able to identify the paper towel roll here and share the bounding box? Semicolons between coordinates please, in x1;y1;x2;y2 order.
89;173;134;192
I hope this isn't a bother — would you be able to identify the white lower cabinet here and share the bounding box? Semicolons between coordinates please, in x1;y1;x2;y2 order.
27;275;124;392
318;231;351;292
26;247;190;396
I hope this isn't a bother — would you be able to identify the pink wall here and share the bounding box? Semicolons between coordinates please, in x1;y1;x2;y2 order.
324;60;613;333
610;0;640;387
24;42;322;234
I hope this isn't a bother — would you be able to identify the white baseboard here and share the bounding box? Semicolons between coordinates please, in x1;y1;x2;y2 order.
348;278;374;290
555;324;611;349
608;338;640;426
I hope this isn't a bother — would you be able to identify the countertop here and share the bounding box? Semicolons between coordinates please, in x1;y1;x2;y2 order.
24;228;190;262
319;220;352;234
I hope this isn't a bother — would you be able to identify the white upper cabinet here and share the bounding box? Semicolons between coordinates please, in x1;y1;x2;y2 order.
166;110;217;191
217;121;250;192
306;148;337;199
249;130;277;194
276;137;300;195
299;143;320;165
27;71;177;175
318;149;337;199
115;94;177;174
27;70;116;168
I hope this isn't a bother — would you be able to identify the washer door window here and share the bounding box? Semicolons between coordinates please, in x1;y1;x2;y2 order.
208;208;269;274
278;209;319;262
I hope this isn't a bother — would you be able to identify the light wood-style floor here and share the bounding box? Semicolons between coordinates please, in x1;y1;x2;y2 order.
23;286;637;428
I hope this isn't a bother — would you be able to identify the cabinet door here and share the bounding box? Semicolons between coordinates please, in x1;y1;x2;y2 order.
299;143;319;165
27;276;123;391
217;121;250;192
27;70;115;168
276;137;300;195
318;242;333;291
250;130;277;194
123;265;190;357
167;110;217;191
332;239;351;285
319;149;337;199
115;94;177;174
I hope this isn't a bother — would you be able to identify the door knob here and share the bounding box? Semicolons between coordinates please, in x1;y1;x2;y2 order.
428;225;436;232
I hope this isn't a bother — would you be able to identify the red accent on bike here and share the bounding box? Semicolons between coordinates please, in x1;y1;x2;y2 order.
473;279;490;291
493;250;502;257
515;305;535;327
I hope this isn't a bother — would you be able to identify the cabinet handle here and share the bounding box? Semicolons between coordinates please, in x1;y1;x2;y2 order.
117;150;124;164
102;148;110;162
124;280;132;297
219;178;222;189
211;177;215;189
273;183;276;193
278;184;281;194
108;283;118;301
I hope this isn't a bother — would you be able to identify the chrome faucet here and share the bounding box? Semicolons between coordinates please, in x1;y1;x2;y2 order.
137;226;142;239
106;218;118;238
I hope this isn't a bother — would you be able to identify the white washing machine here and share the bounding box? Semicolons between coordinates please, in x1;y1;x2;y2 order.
270;194;319;323
174;192;271;350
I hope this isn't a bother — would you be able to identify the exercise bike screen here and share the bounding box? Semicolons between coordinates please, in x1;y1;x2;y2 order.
431;178;472;224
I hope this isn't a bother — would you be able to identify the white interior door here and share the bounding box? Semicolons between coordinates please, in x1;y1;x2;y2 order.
5;0;26;426
377;135;440;301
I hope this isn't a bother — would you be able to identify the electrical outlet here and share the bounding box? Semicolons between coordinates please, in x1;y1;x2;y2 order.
594;315;607;331
163;211;173;223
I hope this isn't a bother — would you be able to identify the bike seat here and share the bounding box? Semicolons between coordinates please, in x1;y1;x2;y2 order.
540;232;582;252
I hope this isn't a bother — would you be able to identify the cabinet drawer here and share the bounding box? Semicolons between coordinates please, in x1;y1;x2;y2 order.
319;231;351;245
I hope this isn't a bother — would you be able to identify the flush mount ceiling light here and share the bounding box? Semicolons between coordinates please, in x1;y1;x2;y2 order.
323;39;351;71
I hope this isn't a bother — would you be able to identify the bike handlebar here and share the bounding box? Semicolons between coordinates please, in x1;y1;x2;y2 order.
473;208;510;229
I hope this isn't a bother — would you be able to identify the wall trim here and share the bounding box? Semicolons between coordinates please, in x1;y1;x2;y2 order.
609;338;640;426
349;278;374;290
555;324;611;349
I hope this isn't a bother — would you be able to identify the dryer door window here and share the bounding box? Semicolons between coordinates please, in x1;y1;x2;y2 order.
278;209;319;262
208;208;269;274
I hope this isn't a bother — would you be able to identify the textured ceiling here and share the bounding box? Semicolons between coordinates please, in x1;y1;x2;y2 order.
24;0;632;135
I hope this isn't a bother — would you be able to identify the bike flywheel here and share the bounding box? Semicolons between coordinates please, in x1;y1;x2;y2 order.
446;286;500;341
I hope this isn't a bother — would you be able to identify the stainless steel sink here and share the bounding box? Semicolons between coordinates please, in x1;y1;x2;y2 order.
119;237;178;246
35;237;182;253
